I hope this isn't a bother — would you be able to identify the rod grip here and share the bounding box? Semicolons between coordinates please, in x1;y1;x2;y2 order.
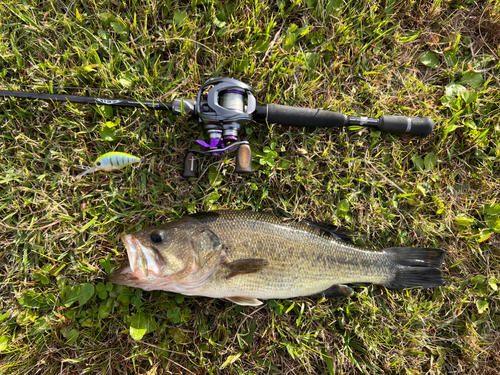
183;152;198;178
266;104;348;128
235;144;253;174
378;115;434;137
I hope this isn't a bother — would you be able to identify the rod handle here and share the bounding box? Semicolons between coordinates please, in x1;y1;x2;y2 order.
266;104;348;128
378;115;434;137
235;144;253;174
183;152;198;178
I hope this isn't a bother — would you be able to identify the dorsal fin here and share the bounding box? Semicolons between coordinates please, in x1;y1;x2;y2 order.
189;210;353;244
301;219;353;244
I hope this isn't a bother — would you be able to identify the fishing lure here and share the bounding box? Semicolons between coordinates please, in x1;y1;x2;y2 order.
76;152;141;178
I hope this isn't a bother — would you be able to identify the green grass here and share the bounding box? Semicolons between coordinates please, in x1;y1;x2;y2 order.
1;0;499;373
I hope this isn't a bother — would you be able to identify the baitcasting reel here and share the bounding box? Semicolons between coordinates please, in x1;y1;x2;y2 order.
179;78;256;178
1;77;435;179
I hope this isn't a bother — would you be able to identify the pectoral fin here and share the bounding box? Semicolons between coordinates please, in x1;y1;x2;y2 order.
224;258;269;279
320;284;353;298
226;296;263;306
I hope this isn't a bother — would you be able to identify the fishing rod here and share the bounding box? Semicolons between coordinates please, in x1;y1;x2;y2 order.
0;77;434;178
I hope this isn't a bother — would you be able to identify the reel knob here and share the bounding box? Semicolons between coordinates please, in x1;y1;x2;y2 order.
235;144;252;174
183;152;198;178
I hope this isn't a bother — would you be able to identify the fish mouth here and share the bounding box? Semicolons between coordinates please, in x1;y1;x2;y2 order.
121;234;163;278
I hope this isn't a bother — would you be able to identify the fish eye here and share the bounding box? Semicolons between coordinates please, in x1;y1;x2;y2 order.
150;231;163;244
96;162;101;166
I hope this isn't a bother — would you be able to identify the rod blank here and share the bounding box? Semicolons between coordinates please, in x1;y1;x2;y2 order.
0;90;172;111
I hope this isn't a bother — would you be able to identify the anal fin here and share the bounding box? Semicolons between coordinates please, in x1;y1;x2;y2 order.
320;284;353;298
226;296;263;306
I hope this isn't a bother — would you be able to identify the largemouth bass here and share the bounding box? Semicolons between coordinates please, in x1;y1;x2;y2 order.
110;210;445;306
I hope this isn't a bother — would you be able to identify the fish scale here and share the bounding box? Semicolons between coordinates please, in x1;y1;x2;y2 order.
110;210;446;306
194;212;392;299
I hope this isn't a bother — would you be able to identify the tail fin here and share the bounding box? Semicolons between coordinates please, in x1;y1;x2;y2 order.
384;247;446;289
